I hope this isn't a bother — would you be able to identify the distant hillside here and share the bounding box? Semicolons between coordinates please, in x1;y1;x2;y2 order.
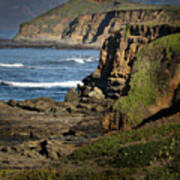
132;0;180;6
1;0;179;30
0;0;67;30
14;0;180;48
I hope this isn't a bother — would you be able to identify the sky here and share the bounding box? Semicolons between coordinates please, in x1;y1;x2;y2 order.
0;0;67;30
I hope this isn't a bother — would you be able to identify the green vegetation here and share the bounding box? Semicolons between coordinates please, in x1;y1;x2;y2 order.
113;33;180;128
15;0;180;40
23;0;165;29
124;24;131;40
113;134;179;168
143;165;180;180
68;122;180;161
1;121;179;179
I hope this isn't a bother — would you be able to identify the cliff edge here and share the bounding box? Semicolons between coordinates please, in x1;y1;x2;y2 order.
78;24;180;130
14;0;180;48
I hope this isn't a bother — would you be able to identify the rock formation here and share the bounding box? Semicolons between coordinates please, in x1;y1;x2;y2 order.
78;24;180;130
62;10;179;47
80;24;180;99
112;33;180;129
14;0;180;48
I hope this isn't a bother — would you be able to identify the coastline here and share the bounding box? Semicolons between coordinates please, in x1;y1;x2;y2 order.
0;39;100;50
0;94;109;169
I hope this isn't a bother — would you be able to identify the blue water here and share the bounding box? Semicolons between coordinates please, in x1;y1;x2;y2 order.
0;48;99;101
0;30;18;39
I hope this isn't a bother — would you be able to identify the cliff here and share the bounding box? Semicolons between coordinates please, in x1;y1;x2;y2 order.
78;24;180;129
14;0;180;48
113;33;180;129
80;24;180;98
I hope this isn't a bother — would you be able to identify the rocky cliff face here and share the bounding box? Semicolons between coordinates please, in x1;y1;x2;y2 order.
80;24;180;98
14;0;180;47
78;24;180;130
112;33;180;129
62;9;179;47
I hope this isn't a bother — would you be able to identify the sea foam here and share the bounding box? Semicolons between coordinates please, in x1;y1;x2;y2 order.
63;57;94;64
0;63;24;68
0;81;83;88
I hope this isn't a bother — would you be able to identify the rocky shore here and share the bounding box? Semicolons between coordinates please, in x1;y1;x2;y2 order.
0;15;180;178
0;23;179;171
0;91;113;169
0;39;99;49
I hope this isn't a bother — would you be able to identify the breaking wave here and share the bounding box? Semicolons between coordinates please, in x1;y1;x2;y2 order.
0;80;83;88
63;57;94;64
0;63;24;68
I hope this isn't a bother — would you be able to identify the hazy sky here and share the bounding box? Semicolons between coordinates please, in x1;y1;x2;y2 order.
0;0;67;30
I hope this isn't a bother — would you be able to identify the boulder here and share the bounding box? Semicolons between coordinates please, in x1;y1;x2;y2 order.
65;88;79;104
88;87;105;99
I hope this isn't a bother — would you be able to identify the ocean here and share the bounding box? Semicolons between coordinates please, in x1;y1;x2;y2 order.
0;46;99;102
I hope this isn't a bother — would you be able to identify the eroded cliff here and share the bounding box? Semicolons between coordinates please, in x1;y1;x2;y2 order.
78;24;180;130
14;0;180;48
62;9;179;47
112;33;180;129
80;24;180;98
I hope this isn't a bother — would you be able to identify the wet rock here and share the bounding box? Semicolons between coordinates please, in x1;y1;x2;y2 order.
65;88;79;104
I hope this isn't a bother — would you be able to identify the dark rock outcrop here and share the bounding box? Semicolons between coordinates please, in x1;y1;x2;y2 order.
8;97;67;114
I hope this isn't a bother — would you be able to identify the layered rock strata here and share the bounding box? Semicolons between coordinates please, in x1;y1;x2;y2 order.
62;9;179;47
79;24;180;99
15;0;180;48
112;33;180;129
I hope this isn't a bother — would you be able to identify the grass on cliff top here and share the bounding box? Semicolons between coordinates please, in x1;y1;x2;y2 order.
113;33;180;128
24;0;164;26
1;121;180;179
